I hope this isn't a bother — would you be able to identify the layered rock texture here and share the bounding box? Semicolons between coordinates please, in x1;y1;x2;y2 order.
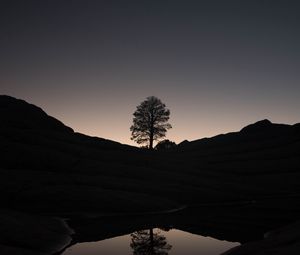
1;95;299;254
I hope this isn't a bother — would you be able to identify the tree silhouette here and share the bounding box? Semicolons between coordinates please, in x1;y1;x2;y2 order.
130;228;172;255
130;96;171;149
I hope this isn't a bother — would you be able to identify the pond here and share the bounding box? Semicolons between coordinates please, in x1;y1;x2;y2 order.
62;228;239;255
59;206;271;255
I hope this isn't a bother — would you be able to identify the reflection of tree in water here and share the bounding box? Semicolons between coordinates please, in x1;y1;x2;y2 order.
130;228;172;255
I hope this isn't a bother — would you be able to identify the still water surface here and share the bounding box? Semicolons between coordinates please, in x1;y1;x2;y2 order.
63;228;239;255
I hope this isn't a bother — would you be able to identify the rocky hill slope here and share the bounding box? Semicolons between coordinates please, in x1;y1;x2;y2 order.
0;95;299;254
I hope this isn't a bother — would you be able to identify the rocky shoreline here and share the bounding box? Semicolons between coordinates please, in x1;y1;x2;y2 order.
0;210;73;255
223;221;300;255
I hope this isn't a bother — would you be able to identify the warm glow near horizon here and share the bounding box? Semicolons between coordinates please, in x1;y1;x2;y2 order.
4;90;299;147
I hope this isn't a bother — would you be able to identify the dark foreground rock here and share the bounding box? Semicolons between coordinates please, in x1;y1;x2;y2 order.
0;210;72;255
222;221;300;255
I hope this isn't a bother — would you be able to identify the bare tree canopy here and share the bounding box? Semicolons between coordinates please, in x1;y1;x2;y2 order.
130;96;172;149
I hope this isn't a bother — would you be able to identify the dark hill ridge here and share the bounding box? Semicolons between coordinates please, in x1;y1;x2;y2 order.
177;119;300;154
241;119;286;133
0;95;73;133
0;95;134;152
184;118;299;144
0;95;300;255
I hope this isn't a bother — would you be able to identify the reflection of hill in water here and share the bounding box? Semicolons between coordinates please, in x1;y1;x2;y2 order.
0;95;300;254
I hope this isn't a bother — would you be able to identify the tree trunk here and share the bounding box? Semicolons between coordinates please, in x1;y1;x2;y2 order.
149;118;154;149
149;134;153;149
149;228;154;253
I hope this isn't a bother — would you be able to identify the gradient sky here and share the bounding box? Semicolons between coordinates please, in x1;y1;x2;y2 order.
1;0;300;146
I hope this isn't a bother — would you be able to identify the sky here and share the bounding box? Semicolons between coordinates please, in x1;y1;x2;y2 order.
1;0;300;146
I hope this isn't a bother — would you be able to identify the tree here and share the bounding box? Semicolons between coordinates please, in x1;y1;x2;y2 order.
130;96;172;149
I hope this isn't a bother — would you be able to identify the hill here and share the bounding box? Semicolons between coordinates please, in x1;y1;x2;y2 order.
0;95;299;254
